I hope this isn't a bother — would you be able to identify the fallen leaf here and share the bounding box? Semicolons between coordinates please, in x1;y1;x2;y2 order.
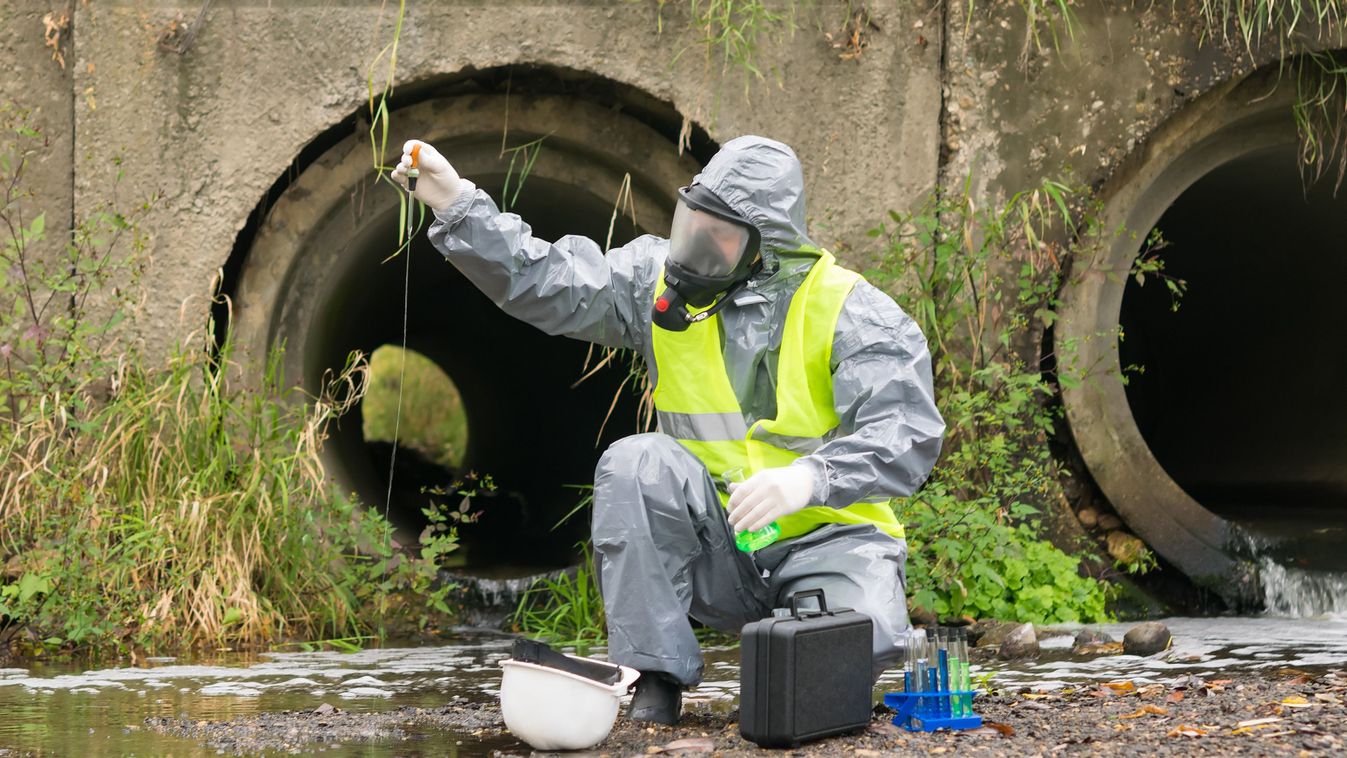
1120;705;1168;719
1137;683;1166;699
652;737;715;754
1235;716;1283;728
1280;696;1311;708
867;722;901;736
1166;691;1186;703
1168;724;1208;737
1022;692;1058;700
982;721;1014;736
1174;674;1206;690
1232;716;1285;735
1285;674;1314;686
1104;680;1137;694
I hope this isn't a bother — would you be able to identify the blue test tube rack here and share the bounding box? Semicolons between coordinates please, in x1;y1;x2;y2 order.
883;690;983;732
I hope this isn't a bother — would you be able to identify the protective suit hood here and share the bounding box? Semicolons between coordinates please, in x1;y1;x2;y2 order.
690;136;815;266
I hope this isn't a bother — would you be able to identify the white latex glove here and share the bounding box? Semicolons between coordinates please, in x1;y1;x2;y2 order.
391;139;463;211
727;465;816;534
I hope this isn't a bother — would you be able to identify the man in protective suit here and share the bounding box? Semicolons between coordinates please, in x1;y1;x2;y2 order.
394;135;944;725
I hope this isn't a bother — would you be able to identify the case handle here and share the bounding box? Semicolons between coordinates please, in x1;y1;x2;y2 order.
788;588;830;618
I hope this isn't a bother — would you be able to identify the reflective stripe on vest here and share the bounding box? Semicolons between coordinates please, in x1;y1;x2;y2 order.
650;250;905;541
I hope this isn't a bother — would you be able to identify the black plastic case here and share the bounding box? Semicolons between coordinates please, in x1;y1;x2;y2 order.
739;589;874;748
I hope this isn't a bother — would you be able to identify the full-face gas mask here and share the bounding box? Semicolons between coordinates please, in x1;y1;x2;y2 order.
652;184;762;332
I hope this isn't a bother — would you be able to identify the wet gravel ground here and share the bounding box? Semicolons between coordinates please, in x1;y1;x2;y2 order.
148;668;1347;756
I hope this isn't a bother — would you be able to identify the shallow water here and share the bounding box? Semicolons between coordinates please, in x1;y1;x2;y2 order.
2;616;1345;755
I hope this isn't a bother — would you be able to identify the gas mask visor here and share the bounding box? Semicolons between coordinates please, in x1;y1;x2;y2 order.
654;186;760;331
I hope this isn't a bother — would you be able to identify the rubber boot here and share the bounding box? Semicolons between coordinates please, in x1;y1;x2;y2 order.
627;671;682;725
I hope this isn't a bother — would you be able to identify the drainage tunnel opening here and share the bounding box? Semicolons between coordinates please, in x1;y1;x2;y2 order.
232;93;703;573
315;174;649;570
1118;145;1347;568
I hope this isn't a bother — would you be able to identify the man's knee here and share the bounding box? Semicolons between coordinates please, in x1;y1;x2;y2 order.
595;433;689;482
592;433;708;540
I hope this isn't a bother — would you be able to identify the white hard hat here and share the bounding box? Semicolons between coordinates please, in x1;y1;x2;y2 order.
499;655;640;751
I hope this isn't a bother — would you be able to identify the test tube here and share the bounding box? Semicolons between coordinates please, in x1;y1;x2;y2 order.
958;628;972;716
942;630;953;716
923;628;936;719
913;653;929;722
903;630;916;694
945;628;961;717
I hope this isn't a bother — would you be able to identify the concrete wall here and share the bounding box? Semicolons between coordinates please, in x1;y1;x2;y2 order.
1;2;73;278
945;1;1344;199
58;0;943;359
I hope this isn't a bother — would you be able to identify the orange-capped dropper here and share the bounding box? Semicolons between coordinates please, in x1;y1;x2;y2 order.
407;143;421;192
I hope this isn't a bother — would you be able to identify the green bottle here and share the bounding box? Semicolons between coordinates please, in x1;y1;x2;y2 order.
736;522;781;552
722;467;782;552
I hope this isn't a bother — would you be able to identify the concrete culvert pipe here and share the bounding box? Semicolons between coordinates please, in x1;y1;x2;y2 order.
1056;59;1347;606
231;94;702;570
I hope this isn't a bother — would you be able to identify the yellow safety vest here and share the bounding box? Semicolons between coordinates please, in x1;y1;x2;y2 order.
651;250;905;541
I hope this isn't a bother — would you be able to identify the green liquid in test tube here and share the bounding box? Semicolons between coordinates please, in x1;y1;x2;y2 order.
723;467;782;553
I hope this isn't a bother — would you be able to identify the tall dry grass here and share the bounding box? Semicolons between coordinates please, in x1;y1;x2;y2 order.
0;103;454;656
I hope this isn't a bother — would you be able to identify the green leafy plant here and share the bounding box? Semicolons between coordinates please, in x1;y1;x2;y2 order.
512;543;606;654
866;176;1114;625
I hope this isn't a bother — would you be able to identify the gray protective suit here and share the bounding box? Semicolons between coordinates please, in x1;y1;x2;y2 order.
427;136;945;686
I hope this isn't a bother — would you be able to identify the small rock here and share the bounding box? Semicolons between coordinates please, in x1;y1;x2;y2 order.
908;605;938;627
969;619;1021;648
312;703;337;717
997;623;1040;660
1107;531;1147;565
1123;621;1172;656
1076;507;1099;529
1097;514;1123;531
1073;628;1114;648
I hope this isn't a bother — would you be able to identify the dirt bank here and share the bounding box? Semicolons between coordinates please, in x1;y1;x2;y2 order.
147;668;1347;756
